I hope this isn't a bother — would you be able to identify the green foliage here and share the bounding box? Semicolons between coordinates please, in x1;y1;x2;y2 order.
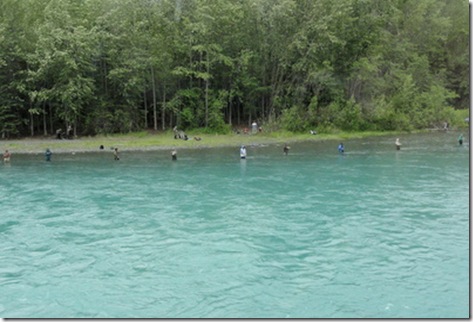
450;108;470;128
180;107;196;129
169;88;202;129
0;0;468;136
373;104;412;131
280;96;320;132
416;85;458;128
0;105;21;137
334;98;368;131
84;101;141;134
206;90;229;133
280;105;306;132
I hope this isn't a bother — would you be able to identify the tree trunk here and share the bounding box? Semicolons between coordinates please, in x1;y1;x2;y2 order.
29;100;34;137
227;80;233;126
151;66;157;131
30;112;34;137
237;99;240;125
103;57;108;96
205;51;210;128
143;88;148;129
228;98;232;126
261;95;265;122
161;84;166;131
49;103;53;135
43;102;47;136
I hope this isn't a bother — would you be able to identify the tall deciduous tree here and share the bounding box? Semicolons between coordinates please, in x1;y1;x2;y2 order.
0;0;468;136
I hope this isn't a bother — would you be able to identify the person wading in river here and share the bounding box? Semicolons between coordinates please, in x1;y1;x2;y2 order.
3;149;11;162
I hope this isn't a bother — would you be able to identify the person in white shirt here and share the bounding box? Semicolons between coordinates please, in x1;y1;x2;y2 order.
395;138;401;150
240;145;247;159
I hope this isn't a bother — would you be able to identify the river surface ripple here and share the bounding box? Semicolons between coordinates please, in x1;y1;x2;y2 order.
0;132;469;318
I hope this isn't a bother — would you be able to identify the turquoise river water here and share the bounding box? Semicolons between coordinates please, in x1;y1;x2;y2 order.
0;132;469;318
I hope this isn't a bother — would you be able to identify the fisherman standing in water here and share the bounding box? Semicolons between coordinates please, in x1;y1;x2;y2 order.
240;145;247;159
3;149;11;163
458;134;464;146
171;149;177;161
114;148;120;160
283;144;290;156
338;143;344;153
45;148;52;161
395;138;401;150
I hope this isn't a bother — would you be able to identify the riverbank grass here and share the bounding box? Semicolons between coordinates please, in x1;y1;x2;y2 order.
1;129;428;154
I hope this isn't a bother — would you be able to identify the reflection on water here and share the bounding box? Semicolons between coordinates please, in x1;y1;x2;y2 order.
0;132;469;318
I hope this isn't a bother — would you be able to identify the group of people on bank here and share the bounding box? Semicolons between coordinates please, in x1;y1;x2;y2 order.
55;126;74;140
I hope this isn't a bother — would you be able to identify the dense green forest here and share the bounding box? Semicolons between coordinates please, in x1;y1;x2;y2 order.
0;0;469;137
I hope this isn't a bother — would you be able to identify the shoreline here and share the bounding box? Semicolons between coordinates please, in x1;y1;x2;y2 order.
0;137;293;154
0;129;445;154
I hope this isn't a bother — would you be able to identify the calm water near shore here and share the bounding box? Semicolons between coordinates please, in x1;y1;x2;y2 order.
0;132;469;318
